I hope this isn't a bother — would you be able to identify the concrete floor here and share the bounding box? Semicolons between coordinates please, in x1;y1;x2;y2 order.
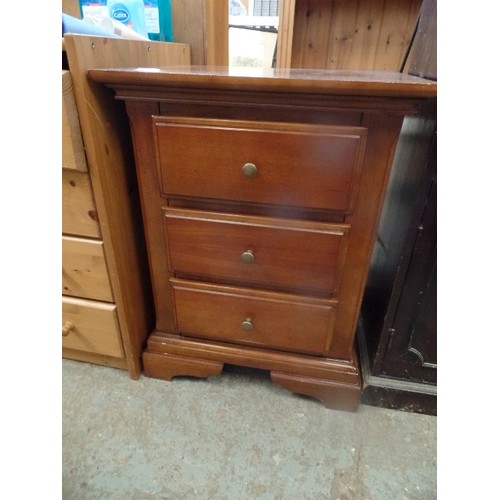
62;359;436;499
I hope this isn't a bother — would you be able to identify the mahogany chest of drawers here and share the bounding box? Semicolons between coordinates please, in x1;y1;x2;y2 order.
89;67;436;410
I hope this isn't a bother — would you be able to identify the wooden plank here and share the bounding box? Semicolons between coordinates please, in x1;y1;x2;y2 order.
204;0;229;66
62;71;87;172
288;0;309;68
276;0;296;68
171;0;227;66
62;0;81;18
171;0;206;65
62;169;101;238
64;34;190;377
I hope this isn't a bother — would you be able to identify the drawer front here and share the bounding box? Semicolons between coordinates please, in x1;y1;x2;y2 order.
62;169;101;238
164;208;349;294
172;279;336;355
62;296;124;358
62;236;113;302
154;117;367;213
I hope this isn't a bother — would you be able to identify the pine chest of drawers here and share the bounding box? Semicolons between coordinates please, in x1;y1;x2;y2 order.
89;67;436;410
62;35;190;377
62;68;125;362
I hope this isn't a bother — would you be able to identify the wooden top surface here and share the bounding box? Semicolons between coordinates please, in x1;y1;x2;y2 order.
88;66;437;99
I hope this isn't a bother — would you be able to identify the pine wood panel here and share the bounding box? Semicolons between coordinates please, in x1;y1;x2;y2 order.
288;0;422;71
62;169;101;238
62;70;87;172
62;0;80;18
276;0;297;68
171;0;205;64
170;0;228;66
204;0;229;66
62;236;113;302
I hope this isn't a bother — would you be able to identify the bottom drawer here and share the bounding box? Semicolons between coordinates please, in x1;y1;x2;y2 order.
171;279;336;356
62;296;124;358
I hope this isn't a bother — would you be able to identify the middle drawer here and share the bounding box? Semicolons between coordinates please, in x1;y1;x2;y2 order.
163;207;349;295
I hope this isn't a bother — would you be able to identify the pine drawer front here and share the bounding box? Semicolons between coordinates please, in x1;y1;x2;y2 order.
62;236;113;302
154;117;367;213
171;279;336;356
164;207;350;295
62;297;124;358
62;169;101;238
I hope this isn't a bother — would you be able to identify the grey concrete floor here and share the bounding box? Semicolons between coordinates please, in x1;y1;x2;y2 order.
62;359;436;499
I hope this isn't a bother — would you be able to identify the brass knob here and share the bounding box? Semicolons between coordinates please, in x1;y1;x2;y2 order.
242;162;258;178
240;318;253;331
62;322;75;337
241;250;255;264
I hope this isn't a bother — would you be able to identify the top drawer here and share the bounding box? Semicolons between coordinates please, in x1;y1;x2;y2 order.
153;117;367;213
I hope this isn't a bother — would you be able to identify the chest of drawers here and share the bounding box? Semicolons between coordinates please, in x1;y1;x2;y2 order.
62;68;125;363
89;67;436;410
62;34;190;376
